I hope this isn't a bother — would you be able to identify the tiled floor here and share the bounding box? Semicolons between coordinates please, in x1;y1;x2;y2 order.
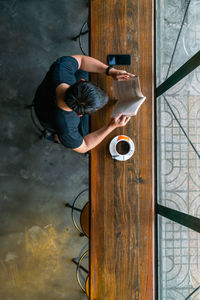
156;0;200;299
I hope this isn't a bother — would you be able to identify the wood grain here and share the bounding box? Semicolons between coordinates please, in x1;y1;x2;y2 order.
90;0;154;299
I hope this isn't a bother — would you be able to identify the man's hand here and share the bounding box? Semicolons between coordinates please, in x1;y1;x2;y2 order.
109;68;135;81
109;113;131;129
73;113;131;153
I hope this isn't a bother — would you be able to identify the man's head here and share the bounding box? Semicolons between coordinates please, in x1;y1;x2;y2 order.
64;80;109;115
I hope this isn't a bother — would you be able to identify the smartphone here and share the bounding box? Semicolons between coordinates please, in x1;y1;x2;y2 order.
107;54;131;66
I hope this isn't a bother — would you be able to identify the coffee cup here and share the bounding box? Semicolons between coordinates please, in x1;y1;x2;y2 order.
114;135;132;157
109;135;135;161
115;140;130;155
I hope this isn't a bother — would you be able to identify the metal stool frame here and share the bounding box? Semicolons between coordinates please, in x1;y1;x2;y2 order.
26;100;56;141
72;20;89;56
65;188;89;236
72;250;89;294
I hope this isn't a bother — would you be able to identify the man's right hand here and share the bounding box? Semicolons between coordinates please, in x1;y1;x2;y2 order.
109;113;131;129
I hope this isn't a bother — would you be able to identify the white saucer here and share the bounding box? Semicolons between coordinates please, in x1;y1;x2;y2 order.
109;135;135;161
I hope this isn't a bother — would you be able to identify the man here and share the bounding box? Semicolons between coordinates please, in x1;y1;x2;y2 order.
34;55;134;153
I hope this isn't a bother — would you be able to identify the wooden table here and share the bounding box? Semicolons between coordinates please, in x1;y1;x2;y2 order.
89;1;154;299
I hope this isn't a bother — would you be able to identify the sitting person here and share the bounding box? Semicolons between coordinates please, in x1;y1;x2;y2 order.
33;55;134;153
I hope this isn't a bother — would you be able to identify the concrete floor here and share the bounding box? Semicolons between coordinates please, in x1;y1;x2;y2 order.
0;0;89;299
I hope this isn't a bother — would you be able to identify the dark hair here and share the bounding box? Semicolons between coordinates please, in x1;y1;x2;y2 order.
64;81;109;114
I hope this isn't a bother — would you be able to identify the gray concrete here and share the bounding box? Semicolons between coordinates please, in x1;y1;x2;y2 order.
0;0;89;299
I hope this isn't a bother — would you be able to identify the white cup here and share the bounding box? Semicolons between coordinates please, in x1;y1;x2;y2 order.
112;135;133;158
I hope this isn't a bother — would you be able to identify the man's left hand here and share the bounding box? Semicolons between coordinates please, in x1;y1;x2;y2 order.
109;68;135;80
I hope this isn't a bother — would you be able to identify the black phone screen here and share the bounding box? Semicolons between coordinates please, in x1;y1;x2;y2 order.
107;54;131;66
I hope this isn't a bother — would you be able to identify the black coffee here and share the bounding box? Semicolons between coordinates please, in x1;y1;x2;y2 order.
116;141;130;155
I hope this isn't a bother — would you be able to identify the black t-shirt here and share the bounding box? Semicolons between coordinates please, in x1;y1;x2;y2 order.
34;56;84;149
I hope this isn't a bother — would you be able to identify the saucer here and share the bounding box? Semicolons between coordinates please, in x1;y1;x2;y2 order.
109;135;135;161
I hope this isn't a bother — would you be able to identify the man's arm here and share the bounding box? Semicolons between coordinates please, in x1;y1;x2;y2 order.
73;114;130;153
72;55;134;80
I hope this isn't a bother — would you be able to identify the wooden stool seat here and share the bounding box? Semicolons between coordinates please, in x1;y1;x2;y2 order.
80;202;89;237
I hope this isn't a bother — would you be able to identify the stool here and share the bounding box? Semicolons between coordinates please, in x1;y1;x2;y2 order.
65;188;89;237
85;276;89;297
72;250;89;297
26;100;57;142
72;19;89;56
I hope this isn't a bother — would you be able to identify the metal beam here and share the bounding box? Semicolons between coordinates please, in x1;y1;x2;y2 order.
156;51;200;97
157;204;200;233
